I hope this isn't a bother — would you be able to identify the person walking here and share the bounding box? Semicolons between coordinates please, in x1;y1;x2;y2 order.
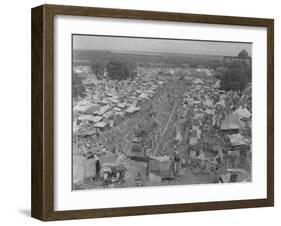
174;150;181;180
95;155;101;180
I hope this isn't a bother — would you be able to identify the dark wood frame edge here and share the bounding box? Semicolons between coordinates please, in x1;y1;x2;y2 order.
31;4;274;221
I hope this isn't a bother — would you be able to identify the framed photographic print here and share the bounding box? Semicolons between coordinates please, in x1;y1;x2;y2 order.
31;4;274;221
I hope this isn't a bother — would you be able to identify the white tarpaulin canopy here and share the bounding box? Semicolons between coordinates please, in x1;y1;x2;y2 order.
139;93;149;99
194;78;204;84
94;121;108;128
234;106;251;118
216;99;226;107
78;115;102;123
221;114;243;130
73;101;97;113
116;102;127;109
204;99;213;107
227;133;249;146
96;105;111;115
125;106;140;113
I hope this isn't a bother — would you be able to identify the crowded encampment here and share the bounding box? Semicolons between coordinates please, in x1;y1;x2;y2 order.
72;38;252;190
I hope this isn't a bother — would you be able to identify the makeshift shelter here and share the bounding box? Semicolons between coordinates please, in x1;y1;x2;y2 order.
175;124;183;143
94;121;108;130
125;106;140;115
139;93;149;99
128;144;147;162
103;110;114;119
227;133;249;154
95;105;111;116
114;111;125;121
205;109;215;115
219;168;250;183
147;156;175;179
221;114;242;133
83;105;101;115
226;134;249;168
204;99;213;107
189;148;199;158
213;80;221;89
112;106;122;112
228;133;248;146
194;78;204;84
216;99;226;107
73;101;97;113
189;136;198;146
77;130;97;137
233;106;251;119
78;115;102;123
193;100;201;105
219;94;227;100
202;135;217;150
84;156;97;179
73;155;96;185
116;102;127;109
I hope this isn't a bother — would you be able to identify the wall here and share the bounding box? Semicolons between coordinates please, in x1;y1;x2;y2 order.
0;0;279;225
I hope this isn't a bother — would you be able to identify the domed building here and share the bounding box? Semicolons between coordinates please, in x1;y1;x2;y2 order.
223;49;251;65
238;49;249;59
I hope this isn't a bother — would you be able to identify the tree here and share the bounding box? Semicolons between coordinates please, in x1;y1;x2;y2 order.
208;59;223;70
228;60;251;82
90;61;105;79
220;68;248;91
106;61;136;80
214;66;229;80
72;73;86;99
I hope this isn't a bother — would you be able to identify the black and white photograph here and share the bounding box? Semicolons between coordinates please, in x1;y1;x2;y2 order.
72;35;252;190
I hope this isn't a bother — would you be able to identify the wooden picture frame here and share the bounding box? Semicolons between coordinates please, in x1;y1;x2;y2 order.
31;4;274;221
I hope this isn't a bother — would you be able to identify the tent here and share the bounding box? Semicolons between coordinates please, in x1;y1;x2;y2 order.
206;109;215;115
189;137;198;146
103;110;114;119
95;105;111;116
204;99;213;107
194;78;204;84
233;106;251;119
116;102;127;109
216;99;226;107
147;156;175;179
139;93;149;99
73;101;97;113
227;133;249;146
219;94;227;100
125;106;140;114
78;115;102;123
94;121;108;128
213;80;221;89
219;168;250;183
77;130;97;137
84;157;97;179
73;155;96;184
83;105;101;115
221;114;243;131
202;135;217;145
128;143;147;161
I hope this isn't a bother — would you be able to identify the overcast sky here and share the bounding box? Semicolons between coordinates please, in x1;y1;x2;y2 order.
73;35;252;57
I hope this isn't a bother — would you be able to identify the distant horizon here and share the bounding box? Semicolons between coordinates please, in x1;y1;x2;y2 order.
73;48;229;58
73;35;252;57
